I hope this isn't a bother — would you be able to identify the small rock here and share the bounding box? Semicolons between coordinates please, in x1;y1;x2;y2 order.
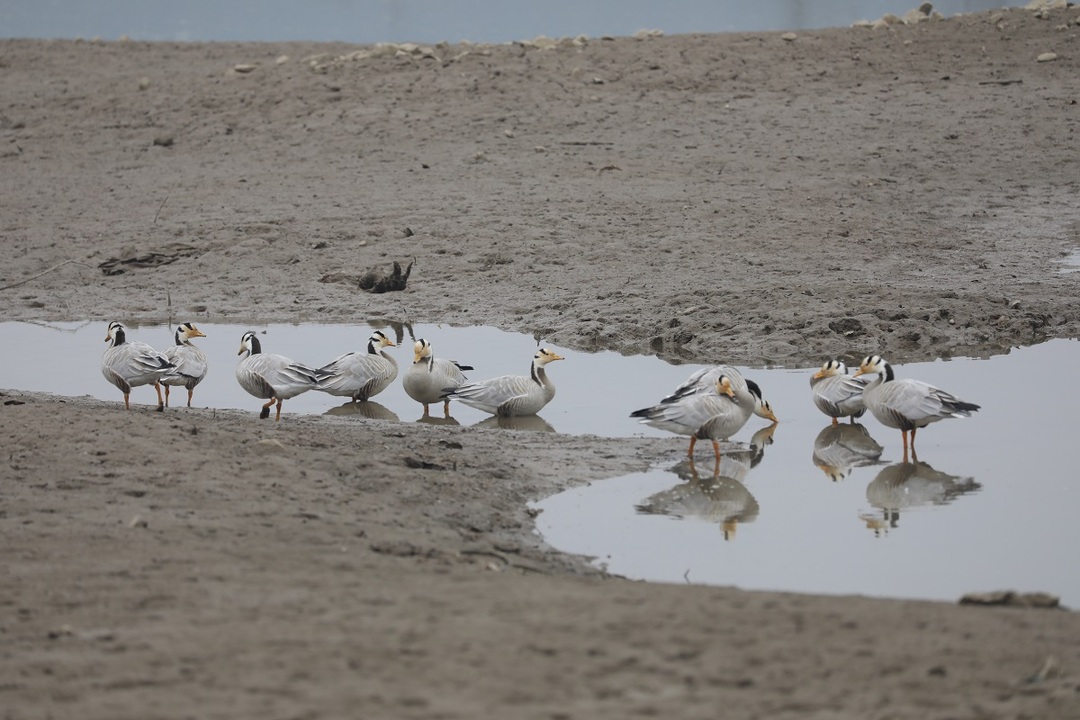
233;63;258;74
47;625;76;640
128;515;148;529
152;135;174;147
958;590;1061;608
1036;52;1059;62
275;55;290;64
781;32;797;41
138;77;150;90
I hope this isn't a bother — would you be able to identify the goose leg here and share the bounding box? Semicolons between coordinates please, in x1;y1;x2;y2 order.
260;398;275;419
711;439;722;464
153;382;165;411
124;393;130;410
275;399;283;421
687;436;697;457
831;417;839;426
187;388;194;408
164;385;171;407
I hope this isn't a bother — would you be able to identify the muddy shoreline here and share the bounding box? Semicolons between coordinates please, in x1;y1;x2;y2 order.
3;7;1080;718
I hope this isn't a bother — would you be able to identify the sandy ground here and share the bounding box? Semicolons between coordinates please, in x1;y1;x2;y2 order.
3;5;1080;718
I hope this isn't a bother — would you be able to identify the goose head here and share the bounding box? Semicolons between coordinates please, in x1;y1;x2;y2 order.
812;359;848;380
368;330;396;354
238;331;262;358
534;348;565;366
745;378;779;422
413;338;433;363
176;322;206;345
854;355;890;380
714;375;736;399
105;321;127;346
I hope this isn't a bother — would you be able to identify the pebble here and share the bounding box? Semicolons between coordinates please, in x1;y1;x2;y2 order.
1036;52;1058;62
233;63;258;74
781;32;797;42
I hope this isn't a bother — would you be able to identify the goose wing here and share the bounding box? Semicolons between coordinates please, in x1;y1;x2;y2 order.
318;351;396;398
404;357;470;404
163;345;208;385
103;341;174;388
241;354;321;399
445;374;534;415
875;379;975;427
813;374;868;417
632;392;733;437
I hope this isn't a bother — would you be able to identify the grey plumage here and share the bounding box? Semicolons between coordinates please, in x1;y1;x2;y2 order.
854;354;980;456
810;359;868;424
161;322;208;407
317;330;398;402
236;331;324;420
402;338;472;417
631;375;751;462
442;348;563;417
101;321;175;411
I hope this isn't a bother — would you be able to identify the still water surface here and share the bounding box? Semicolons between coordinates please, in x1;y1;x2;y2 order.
1;320;1076;607
2;0;1016;44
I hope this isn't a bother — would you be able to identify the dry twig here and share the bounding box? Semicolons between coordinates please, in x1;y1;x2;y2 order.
0;259;93;291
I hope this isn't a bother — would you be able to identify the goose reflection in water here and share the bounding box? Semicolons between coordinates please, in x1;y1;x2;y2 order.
474;414;556;433
414;413;462;427
860;460;981;536
323;400;400;422
635;428;775;540
812;422;884;482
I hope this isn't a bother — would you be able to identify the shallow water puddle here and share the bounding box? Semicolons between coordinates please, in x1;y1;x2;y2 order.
533;340;1080;608
3;321;1078;606
1057;250;1080;273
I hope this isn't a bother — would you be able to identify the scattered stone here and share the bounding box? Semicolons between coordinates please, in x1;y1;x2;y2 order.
321;259;415;293
233;63;258;74
128;515;148;529
1036;52;1059;62
1027;655;1061;683
958;590;1062;609
275;55;290;64
828;317;865;337
1025;0;1067;10
781;32;797;41
47;624;76;639
404;456;445;471
138;76;150;90
152;135;174;147
98;244;201;275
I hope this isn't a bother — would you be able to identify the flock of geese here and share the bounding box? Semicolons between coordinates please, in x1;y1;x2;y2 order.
101;321;981;457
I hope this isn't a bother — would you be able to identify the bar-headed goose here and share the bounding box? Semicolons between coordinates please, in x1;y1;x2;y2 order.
161;322;208;408
316;330;398;402
631;375;750;462
810;359;868;425
236;331;323;420
441;347;563;417
854;354;980;458
101;321;175;411
402;338;473;417
659;366;778;424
